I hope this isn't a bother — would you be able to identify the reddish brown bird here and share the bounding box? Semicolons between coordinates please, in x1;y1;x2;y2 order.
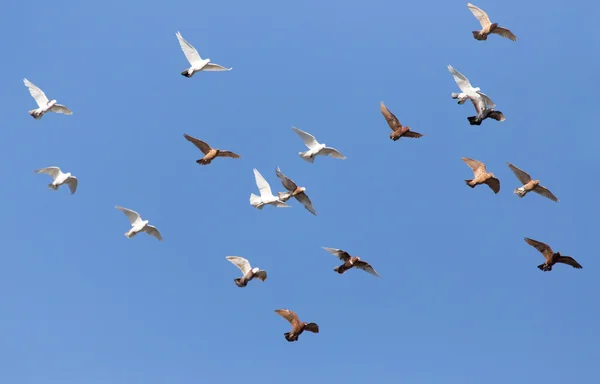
524;237;583;272
462;157;500;194
274;309;319;342
380;102;424;141
183;133;241;165
322;247;380;277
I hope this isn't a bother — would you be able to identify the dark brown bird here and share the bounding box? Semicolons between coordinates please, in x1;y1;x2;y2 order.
380;101;424;141
183;133;241;165
274;309;319;342
322;247;380;277
524;237;582;272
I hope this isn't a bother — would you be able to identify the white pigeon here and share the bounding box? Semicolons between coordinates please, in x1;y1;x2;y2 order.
34;166;78;194
115;206;163;241
291;127;346;163
23;78;72;119
249;168;290;209
225;256;267;287
176;31;232;78
447;65;495;107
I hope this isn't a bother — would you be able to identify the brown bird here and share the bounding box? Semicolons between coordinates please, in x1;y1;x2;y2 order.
274;309;319;342
462;157;500;194
322;247;380;277
507;163;559;202
183;133;241;165
524;237;582;272
225;256;267;288
467;3;517;42
380;101;424;141
275;167;317;215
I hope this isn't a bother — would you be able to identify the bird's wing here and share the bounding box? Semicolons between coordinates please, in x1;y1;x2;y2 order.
143;225;163;241
292;127;319;149
226;256;252;275
273;201;291;208
253;168;273;198
447;65;473;94
254;270;267;282
295;192;317;215
469;94;486;115
477;92;496;108
485;177;500;194
275;309;300;327
321;147;346;160
524;237;554;261
176;31;202;65
467;3;492;28
183;133;212;154
216;150;241;159
203;63;232;71
555;256;582;269
275;167;298;191
322;247;352;262
34;166;61;180
403;131;423;138
65;176;78;194
506;163;532;184
24;78;49;107
380;101;402;131
492;27;517;41
533;185;559;202
115;206;142;225
355;260;380;277
49;104;72;115
462;157;486;177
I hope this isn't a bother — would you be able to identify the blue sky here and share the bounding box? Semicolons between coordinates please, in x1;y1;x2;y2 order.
1;0;599;383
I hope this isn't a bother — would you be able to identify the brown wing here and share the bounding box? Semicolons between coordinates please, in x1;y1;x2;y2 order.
275;167;298;192
506;163;532;185
467;3;492;29
216;150;241;159
533;185;559;202
304;322;319;333
275;309;300;327
524;237;554;261
183;133;212;154
295;192;317;215
380;102;402;131
354;260;380;277
555;256;582;269
462;157;486;177
403;130;423;138
492;27;517;41
485;177;500;194
322;247;352;262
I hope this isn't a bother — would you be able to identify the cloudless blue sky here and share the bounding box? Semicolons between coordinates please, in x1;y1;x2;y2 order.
1;1;599;383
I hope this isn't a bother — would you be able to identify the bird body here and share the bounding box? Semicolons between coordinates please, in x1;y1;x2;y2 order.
275;167;316;215
183;133;240;165
35;166;78;194
467;3;517;41
524;238;582;271
506;163;559;202
322;247;380;277
379;102;423;141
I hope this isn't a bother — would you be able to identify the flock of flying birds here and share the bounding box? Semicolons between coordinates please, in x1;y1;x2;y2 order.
23;3;582;343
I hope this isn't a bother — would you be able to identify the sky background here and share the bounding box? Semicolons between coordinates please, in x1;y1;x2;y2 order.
1;0;599;383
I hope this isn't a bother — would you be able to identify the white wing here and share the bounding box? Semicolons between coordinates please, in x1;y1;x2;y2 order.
176;31;202;66
143;225;163;241
115;206;142;225
253;168;273;198
292;127;319;149
477;91;496;108
24;78;49;108
65;176;78;194
50;104;73;115
273;201;291;208
34;166;62;180
467;3;492;28
447;65;474;94
203;63;232;71
321;147;346;160
226;256;252;275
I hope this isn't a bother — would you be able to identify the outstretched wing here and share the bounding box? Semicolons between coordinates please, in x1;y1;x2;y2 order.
65;176;78;194
34;166;61;180
292;127;319;149
24;78;49;108
322;247;352;262
506;163;532;185
203;63;232;71
533;185;559;202
176;31;202;66
321;147;346;160
467;3;492;29
216;150;241;159
477;91;496;108
183;133;212;154
253;168;273;198
355;260;380;277
115;206;142;225
275;309;300;327
275;167;298;192
524;237;554;261
447;65;473;94
555;256;582;269
492;27;517;41
226;256;252;275
296;192;317;216
50;104;72;115
485;177;500;194
462;157;486;177
380;101;402;131
143;225;163;241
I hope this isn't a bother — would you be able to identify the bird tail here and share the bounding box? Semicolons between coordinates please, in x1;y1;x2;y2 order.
29;109;42;119
298;151;314;163
181;69;193;78
333;265;346;274
250;193;263;208
278;191;292;201
451;93;460;99
284;332;296;342
514;188;526;197
196;158;209;165
465;180;476;188
472;31;486;40
467;116;481;125
233;278;245;287
537;263;552;272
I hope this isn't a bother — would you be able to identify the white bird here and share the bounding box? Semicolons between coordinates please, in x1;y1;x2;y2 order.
176;31;232;78
291;127;346;163
225;256;267;287
249;168;290;209
34;166;78;194
447;65;495;107
23;78;72;119
115;206;163;241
